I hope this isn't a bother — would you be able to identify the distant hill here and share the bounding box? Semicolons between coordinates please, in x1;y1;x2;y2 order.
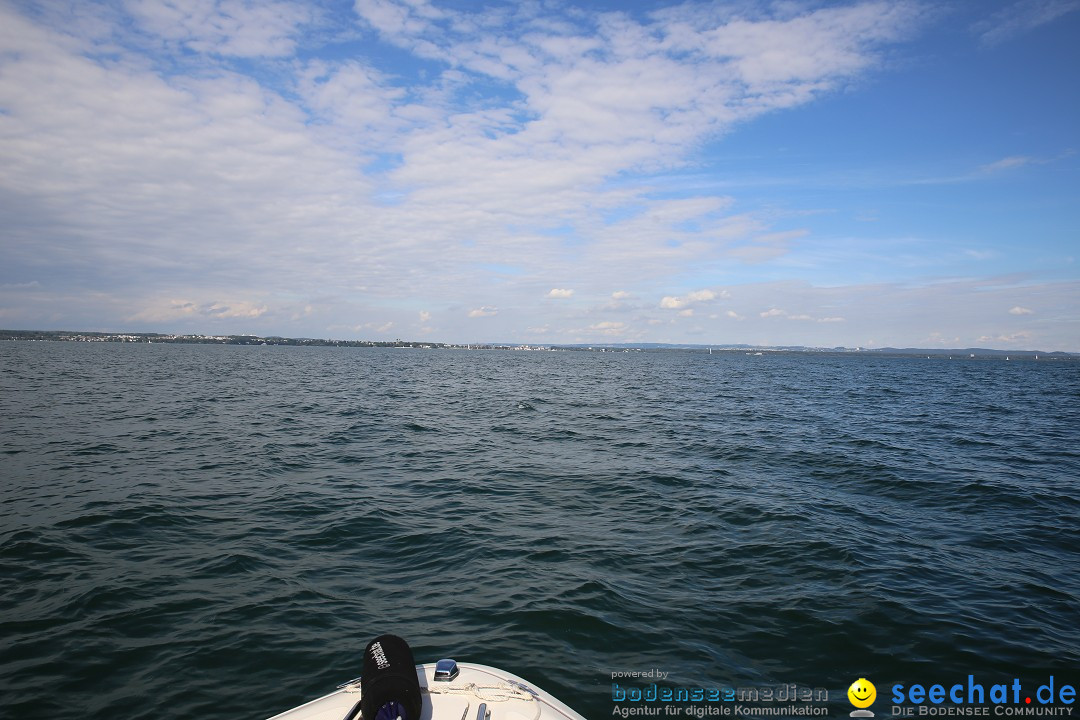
549;342;805;351
869;347;1074;357
549;342;1077;356
4;330;1076;356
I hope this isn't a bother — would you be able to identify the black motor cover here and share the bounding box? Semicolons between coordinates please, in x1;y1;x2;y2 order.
360;634;422;720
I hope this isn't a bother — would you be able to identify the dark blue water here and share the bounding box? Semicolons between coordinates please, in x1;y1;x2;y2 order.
2;342;1078;719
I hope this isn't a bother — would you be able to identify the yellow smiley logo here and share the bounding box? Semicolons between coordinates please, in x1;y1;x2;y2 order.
848;678;876;708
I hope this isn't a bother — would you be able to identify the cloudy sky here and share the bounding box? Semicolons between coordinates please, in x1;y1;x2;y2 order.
1;0;1077;349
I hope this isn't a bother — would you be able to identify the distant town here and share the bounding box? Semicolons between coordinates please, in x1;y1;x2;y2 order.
0;329;547;351
1;329;1075;359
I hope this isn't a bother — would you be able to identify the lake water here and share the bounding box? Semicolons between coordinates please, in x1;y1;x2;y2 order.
1;341;1078;719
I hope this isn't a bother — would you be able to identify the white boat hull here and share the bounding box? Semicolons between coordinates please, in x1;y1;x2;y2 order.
268;662;585;720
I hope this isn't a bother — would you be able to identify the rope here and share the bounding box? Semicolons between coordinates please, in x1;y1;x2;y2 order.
423;682;541;720
340;679;543;719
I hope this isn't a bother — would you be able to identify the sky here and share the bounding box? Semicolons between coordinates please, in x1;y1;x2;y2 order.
1;0;1078;350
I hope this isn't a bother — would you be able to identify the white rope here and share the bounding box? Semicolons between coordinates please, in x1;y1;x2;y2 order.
425;681;536;702
340;679;543;719
423;682;542;720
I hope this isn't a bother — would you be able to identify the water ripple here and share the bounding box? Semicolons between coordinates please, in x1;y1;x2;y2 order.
1;342;1078;719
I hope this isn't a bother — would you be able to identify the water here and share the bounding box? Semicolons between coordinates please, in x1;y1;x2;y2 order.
2;342;1078;719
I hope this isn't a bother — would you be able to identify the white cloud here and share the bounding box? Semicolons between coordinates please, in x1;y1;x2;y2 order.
751;309;842;322
728;229;808;264
661;288;722;310
0;4;379;308
980;156;1036;174
977;331;1032;344
912;151;1071;186
547;288;574;298
125;0;315;57
205;301;267;319
129;299;199;323
345;0;923;250
589;320;627;336
5;2;1077;350
2;0;922;320
291;304;315;320
974;0;1080;45
660;296;686;309
297;60;409;145
129;298;266;322
678;309;694;317
1009;306;1034;315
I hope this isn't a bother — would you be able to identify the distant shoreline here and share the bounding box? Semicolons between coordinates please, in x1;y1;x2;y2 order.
2;329;1076;358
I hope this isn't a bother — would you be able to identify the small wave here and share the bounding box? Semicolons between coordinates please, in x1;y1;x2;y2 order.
402;421;436;432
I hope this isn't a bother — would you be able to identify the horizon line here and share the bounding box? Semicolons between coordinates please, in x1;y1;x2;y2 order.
2;328;1076;356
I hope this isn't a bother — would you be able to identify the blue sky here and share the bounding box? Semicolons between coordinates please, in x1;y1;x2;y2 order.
1;0;1077;349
